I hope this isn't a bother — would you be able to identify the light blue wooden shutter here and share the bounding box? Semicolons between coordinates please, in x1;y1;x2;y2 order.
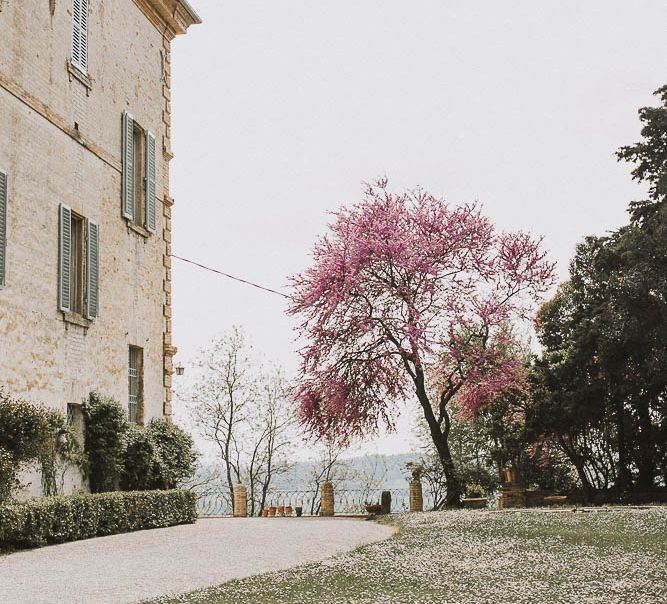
59;204;72;312
122;111;134;220
0;171;7;287
71;0;88;74
145;131;156;233
86;219;99;319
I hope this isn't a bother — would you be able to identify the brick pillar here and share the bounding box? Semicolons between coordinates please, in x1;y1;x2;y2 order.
233;484;247;517
409;479;424;512
320;482;334;517
499;485;526;509
499;467;526;509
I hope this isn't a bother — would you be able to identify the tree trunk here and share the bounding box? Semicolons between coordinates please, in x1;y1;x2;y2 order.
558;434;594;503
433;428;463;507
614;398;632;494
635;398;655;491
414;377;462;507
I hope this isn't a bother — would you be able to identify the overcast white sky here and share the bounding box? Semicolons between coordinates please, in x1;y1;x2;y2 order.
168;1;667;457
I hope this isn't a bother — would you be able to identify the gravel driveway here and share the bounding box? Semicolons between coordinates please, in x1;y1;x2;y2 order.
0;517;394;604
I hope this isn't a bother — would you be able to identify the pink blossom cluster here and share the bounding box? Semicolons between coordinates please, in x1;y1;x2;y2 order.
290;179;556;439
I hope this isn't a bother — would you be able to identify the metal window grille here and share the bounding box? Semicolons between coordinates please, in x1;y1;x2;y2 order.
66;404;75;426
128;347;141;423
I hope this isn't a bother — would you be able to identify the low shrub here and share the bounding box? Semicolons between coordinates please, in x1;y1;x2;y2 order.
0;448;16;503
121;420;197;491
0;490;197;548
85;394;197;493
121;425;156;491
145;419;198;488
465;483;486;498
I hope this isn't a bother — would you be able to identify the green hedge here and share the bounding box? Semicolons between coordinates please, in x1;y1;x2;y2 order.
0;489;196;548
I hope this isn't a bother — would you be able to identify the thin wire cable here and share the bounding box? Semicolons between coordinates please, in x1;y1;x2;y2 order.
170;254;291;299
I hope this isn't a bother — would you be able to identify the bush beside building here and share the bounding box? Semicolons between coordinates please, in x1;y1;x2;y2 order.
0;490;197;548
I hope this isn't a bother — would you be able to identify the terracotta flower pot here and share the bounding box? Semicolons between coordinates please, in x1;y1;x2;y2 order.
268;507;276;517
277;506;285;517
285;506;293;516
262;509;269;517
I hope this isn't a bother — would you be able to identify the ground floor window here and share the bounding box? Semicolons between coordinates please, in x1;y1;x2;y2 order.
128;346;143;424
66;402;84;443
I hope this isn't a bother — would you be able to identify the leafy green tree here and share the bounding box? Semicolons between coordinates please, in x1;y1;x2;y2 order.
120;425;155;491
616;85;667;222
532;86;667;497
83;392;129;493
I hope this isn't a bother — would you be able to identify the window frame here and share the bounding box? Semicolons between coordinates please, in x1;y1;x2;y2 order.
132;122;146;228
69;211;86;316
128;345;144;424
121;112;156;235
66;403;85;445
59;204;99;322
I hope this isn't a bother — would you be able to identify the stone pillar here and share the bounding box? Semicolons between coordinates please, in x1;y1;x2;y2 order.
380;490;392;514
233;484;247;517
499;467;526;509
320;481;334;517
499;485;526;509
409;479;423;512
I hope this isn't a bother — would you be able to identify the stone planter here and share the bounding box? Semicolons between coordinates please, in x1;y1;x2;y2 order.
462;497;488;509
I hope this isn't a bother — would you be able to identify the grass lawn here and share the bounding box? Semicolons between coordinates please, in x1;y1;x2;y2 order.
147;508;667;604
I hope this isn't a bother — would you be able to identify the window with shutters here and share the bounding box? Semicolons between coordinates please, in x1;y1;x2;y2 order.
133;122;146;227
69;213;85;315
128;346;143;424
71;0;89;75
59;204;99;322
122;112;156;235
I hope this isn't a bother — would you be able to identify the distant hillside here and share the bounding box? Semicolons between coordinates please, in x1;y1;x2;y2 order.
274;452;419;491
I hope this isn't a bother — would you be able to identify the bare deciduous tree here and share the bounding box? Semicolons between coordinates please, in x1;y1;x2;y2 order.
185;327;294;515
306;439;353;515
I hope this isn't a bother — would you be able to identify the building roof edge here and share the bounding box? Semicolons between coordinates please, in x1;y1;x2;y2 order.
178;0;202;25
137;0;202;36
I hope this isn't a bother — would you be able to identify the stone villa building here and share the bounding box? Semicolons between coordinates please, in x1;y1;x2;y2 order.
0;0;199;465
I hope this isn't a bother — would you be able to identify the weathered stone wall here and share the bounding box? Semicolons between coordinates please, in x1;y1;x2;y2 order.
0;0;194;494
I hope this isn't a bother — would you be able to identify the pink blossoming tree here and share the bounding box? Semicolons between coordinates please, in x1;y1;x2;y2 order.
290;179;555;506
